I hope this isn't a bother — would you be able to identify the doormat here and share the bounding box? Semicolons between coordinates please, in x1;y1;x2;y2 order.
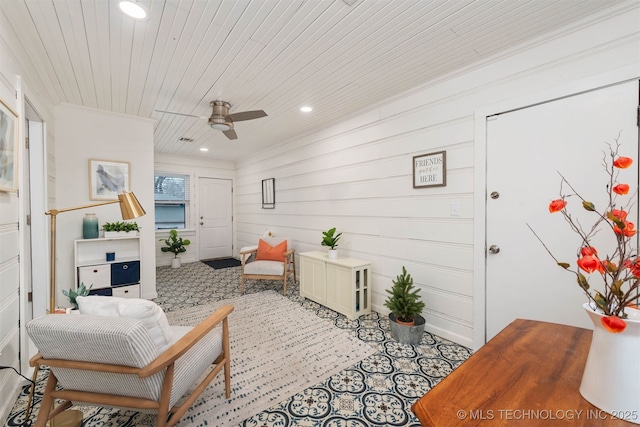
202;258;242;269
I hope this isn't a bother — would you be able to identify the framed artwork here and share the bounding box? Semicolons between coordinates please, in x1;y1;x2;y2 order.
262;178;275;209
413;150;446;188
0;97;18;192
89;159;130;200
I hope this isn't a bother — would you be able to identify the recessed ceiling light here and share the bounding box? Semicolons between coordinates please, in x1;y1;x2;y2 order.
118;1;148;20
200;147;209;152
300;106;313;112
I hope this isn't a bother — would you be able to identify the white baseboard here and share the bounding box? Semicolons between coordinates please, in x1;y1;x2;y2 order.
0;376;22;427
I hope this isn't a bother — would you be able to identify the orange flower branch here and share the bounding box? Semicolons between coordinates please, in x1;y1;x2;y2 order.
529;136;640;333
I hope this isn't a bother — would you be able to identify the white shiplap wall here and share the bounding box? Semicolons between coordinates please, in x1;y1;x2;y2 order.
235;7;640;347
154;153;236;266
235;103;475;345
0;11;24;422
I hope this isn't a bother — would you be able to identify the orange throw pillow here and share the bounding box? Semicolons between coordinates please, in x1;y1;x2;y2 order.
256;239;287;261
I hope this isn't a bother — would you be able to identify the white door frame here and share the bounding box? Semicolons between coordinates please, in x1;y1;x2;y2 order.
27;118;47;317
20;96;47;375
473;66;639;350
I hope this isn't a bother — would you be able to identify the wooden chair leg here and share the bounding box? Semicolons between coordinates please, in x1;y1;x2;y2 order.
156;363;175;427
283;275;287;296
35;370;58;427
24;363;39;421
241;275;245;294
292;257;297;283
223;318;231;399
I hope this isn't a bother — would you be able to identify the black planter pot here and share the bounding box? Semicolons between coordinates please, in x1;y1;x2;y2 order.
389;313;426;345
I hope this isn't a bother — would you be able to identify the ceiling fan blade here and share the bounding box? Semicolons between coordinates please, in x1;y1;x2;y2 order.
223;128;238;140
227;110;267;122
155;109;208;120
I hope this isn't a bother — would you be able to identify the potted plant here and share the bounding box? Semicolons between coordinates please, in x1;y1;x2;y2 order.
103;221;139;238
62;282;92;311
160;229;191;268
384;266;426;344
321;227;342;259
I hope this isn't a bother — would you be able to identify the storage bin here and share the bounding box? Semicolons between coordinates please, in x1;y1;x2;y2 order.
78;264;111;289
88;288;112;296
112;284;140;299
111;261;140;286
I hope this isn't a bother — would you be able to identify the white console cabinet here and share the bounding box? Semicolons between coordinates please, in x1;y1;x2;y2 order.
74;236;141;298
299;251;371;320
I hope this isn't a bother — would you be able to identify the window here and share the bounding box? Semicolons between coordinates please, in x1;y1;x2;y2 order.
154;173;190;229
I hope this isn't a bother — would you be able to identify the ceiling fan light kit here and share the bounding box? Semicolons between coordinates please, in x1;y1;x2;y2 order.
156;99;267;141
209;119;232;131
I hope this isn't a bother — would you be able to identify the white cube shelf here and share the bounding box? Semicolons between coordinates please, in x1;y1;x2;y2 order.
74;236;141;298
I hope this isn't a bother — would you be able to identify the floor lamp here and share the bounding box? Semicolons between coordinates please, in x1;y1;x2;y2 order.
26;191;145;427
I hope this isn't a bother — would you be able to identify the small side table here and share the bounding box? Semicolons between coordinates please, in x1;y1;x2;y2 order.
411;319;635;426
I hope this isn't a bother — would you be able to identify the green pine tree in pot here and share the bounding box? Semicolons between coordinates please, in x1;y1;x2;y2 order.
160;229;191;268
384;266;426;326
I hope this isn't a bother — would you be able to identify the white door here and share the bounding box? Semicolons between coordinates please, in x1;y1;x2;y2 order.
485;80;639;340
198;178;233;259
0;104;20;404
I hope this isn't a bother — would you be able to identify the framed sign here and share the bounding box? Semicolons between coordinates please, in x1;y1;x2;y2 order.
413;150;446;188
89;159;130;200
262;178;275;209
0;97;18;192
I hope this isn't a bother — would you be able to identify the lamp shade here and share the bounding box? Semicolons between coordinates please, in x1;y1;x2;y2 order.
118;191;146;219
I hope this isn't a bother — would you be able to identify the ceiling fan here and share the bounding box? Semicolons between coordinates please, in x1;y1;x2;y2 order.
156;100;267;140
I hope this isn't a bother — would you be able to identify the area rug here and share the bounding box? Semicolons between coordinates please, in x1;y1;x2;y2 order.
167;290;377;426
202;258;242;269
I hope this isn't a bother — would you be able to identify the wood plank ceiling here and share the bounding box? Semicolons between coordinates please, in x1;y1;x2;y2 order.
1;0;632;161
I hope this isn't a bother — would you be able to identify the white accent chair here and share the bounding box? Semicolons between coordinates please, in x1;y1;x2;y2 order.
240;236;296;295
26;298;233;427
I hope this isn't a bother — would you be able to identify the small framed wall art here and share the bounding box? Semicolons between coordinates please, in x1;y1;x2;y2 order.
262;178;275;209
413;150;446;188
0;97;18;192
89;159;130;200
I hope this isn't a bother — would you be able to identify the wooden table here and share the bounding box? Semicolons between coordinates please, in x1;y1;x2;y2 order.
412;319;635;426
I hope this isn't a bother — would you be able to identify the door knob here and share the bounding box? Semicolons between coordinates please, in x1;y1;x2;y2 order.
200;222;204;226
489;245;500;254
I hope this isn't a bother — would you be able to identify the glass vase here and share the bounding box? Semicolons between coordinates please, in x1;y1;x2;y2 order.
82;213;99;239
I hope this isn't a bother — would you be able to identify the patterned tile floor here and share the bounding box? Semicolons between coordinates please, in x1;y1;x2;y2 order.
5;261;472;427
